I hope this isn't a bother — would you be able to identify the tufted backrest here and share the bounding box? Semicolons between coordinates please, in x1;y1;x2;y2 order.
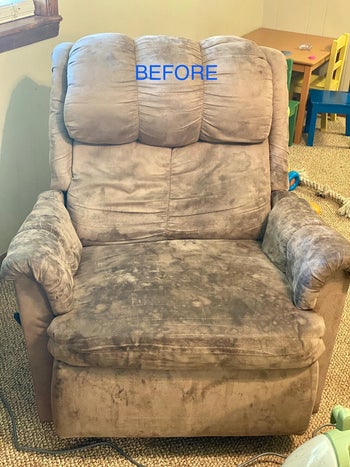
49;33;289;245
64;34;273;146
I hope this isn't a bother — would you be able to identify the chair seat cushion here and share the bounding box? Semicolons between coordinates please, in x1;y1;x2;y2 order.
47;240;325;371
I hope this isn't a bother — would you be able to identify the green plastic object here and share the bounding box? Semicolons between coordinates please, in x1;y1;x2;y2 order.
325;406;350;466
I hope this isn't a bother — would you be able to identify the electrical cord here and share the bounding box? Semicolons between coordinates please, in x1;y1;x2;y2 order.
0;387;338;467
0;389;287;467
312;423;335;437
236;452;287;466
0;390;147;467
235;422;337;466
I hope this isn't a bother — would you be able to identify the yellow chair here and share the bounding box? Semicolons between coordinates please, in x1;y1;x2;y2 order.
287;58;300;145
291;33;350;130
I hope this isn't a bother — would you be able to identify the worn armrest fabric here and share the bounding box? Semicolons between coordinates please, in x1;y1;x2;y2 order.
262;192;350;310
0;190;82;315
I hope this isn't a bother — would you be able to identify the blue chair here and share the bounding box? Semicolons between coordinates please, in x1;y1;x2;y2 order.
292;33;350;131
304;89;350;146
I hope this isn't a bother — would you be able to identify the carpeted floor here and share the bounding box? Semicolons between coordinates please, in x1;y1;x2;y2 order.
0;119;349;466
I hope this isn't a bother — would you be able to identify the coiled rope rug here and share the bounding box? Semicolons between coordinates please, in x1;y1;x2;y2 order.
289;116;350;229
297;174;350;218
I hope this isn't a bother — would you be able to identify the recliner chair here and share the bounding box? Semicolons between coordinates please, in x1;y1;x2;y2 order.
1;33;350;438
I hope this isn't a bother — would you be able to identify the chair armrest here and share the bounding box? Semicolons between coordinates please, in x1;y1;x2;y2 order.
0;190;82;315
262;191;350;310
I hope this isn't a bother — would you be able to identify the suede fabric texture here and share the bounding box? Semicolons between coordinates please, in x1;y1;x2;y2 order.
67;140;271;245
52;362;319;438
64;34;275;244
1;33;350;437
47;240;325;371
50;43;73;191
63;34;272;147
49;35;285;193
262;192;350;309
0;191;82;315
260;47;289;192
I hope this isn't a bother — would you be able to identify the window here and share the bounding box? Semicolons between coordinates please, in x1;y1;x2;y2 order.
0;0;35;24
0;0;61;53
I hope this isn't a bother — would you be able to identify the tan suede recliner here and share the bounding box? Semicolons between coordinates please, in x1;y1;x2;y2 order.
1;33;350;438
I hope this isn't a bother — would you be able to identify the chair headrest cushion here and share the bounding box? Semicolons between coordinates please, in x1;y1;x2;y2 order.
63;33;273;146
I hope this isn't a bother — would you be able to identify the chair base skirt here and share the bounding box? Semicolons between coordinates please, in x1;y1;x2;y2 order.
51;360;319;438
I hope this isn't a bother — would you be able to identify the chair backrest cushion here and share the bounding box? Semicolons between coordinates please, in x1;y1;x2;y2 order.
49;34;289;244
67;140;271;244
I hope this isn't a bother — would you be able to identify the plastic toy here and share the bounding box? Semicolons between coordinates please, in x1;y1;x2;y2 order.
309;201;321;215
288;170;300;191
298;43;312;50
288;171;321;214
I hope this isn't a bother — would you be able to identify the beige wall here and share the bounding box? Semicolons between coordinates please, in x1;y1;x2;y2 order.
263;0;348;36
0;0;263;253
61;0;263;41
262;0;350;89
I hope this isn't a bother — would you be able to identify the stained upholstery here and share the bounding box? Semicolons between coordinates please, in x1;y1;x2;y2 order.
64;34;275;244
1;33;350;438
52;362;319;438
262;192;350;309
1;191;81;315
47;240;325;370
67;140;271;244
50;35;289;193
64;34;272;146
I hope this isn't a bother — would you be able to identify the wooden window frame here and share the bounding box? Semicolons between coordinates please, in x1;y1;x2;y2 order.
0;0;61;53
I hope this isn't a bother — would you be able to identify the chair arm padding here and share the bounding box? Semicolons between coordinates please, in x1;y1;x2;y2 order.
262;191;350;310
0;190;82;315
